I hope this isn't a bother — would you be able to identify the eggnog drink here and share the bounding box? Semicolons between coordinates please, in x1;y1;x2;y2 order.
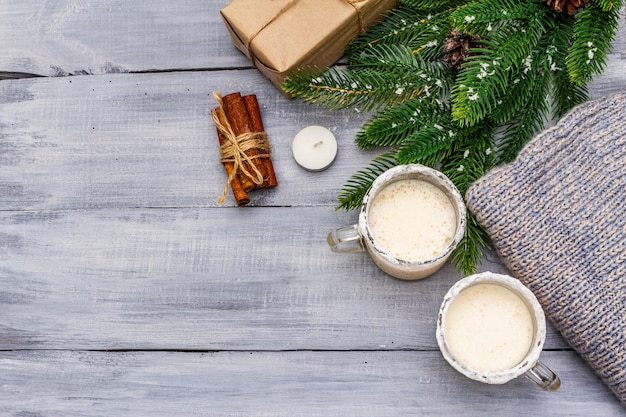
368;179;457;262
444;283;534;372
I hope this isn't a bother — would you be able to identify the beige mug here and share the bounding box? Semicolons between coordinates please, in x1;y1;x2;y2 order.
436;271;560;390
327;164;466;280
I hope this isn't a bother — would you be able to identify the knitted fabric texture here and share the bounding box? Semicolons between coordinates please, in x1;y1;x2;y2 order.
466;92;626;405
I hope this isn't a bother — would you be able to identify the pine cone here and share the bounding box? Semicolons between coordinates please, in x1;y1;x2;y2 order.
543;0;591;14
443;30;481;71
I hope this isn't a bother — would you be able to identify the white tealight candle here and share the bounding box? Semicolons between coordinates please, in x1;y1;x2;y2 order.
292;125;338;171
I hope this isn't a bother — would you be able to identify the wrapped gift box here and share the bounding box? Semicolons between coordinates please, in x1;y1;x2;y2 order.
221;0;399;95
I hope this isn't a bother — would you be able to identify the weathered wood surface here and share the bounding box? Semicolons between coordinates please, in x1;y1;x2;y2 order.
0;205;557;351
2;351;623;417
0;1;243;77
1;1;626;415
0;71;381;210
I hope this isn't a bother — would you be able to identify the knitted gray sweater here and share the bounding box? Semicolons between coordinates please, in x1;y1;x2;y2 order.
466;91;626;406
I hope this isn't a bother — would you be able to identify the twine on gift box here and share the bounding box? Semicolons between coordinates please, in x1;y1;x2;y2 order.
244;0;369;66
347;0;367;32
211;92;271;204
244;0;297;67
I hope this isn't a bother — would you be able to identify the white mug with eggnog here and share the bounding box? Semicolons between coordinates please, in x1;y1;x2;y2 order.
327;164;466;280
436;271;560;390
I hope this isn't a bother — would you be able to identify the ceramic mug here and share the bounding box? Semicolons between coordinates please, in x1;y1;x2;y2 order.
436;271;560;390
327;164;466;280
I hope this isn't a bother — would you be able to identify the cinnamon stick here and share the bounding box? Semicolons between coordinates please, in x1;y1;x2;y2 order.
243;94;278;188
214;106;250;207
221;92;266;191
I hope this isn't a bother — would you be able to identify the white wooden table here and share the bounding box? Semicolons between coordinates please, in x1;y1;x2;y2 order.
1;2;625;415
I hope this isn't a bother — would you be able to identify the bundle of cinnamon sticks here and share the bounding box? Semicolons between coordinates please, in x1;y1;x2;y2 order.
211;92;278;206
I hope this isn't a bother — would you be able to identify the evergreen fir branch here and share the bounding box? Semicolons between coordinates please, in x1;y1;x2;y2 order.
451;7;550;126
490;24;560;126
347;7;431;57
548;15;589;118
400;0;469;12
494;30;553;164
451;211;491;275
336;153;398;211
282;66;406;111
488;52;541;124
355;44;452;84
282;66;374;110
567;3;621;85
441;122;494;195
552;66;589;119
347;6;453;61
451;0;548;37
395;121;457;167
496;62;551;164
355;97;450;149
595;0;625;12
440;123;494;275
353;43;454;102
283;47;451;112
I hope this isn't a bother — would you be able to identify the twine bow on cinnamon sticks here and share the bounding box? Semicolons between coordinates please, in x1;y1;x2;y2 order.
211;91;278;206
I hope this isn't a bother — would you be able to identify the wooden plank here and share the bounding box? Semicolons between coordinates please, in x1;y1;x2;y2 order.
1;350;622;416
0;206;570;351
0;70;381;210
2;65;626;212
0;0;245;76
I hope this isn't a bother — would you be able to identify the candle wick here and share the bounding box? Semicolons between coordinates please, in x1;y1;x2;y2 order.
313;140;324;148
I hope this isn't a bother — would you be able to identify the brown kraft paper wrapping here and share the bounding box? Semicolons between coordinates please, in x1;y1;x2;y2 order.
220;0;399;95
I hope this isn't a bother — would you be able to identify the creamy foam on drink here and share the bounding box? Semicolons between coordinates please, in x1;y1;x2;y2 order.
444;283;534;372
368;179;456;262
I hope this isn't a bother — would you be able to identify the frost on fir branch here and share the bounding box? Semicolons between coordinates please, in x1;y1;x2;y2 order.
282;0;624;275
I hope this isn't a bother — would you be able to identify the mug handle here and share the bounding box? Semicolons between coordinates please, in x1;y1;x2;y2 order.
524;360;561;391
327;225;365;253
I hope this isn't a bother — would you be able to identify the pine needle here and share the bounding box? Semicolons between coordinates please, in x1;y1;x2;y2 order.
355;97;450;149
395;120;457;167
337;153;398;211
567;2;621;85
441;123;494;275
450;212;491;275
549;14;589;118
347;4;460;60
451;3;550;126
